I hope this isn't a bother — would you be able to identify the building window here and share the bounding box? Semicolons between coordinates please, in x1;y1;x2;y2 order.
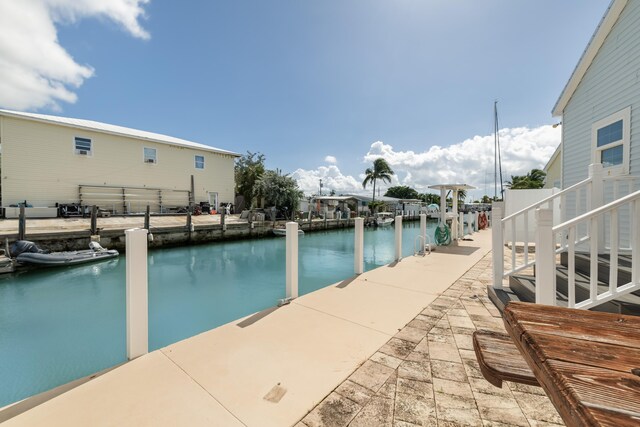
592;107;631;175
74;137;92;156
144;147;157;164
195;155;205;169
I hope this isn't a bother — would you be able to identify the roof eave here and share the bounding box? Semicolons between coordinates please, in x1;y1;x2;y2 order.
552;0;627;117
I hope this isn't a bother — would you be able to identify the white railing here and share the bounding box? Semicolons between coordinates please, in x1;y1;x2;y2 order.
536;190;640;309
493;163;639;290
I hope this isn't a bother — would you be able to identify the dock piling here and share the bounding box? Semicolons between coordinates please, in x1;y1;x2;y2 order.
18;205;26;241
355;217;364;274
91;205;98;235
125;228;149;360
286;222;299;299
395;215;403;261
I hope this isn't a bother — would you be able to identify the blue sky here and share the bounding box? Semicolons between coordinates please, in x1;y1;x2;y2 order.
0;0;609;199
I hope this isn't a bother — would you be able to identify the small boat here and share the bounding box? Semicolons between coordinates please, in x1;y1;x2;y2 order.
374;212;395;227
12;240;119;267
272;228;305;237
425;204;440;219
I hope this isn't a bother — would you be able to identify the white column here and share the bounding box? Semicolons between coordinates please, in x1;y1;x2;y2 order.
286;221;299;298
452;190;459;240
492;202;504;289
459;212;464;238
589;163;605;253
439;188;447;225
354;217;364;274
395;215;403;261
474;211;479;233
535;208;556;305
126;228;149;360
420;213;427;253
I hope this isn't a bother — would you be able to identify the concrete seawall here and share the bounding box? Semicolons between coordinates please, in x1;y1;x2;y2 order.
0;216;422;252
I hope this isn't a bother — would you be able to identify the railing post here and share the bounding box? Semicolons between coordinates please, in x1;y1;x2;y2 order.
535;209;556;305
589;163;605;253
395;215;402;261
286;222;299;298
126;228;149;360
492;202;504;289
354;217;364;274
420;213;427;253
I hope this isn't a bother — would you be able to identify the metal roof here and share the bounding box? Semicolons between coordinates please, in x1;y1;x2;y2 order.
0;109;240;156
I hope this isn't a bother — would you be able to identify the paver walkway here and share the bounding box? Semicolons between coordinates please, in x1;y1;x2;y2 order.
298;252;564;427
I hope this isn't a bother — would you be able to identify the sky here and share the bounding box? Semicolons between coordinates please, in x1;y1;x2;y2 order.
0;0;610;200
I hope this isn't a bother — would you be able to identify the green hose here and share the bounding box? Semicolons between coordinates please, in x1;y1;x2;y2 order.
434;222;451;246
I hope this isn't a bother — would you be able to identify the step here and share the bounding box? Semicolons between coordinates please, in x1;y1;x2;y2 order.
559;252;632;288
486;285;523;314
509;270;640;316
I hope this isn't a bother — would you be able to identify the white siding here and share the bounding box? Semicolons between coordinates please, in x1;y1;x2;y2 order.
0;116;236;211
563;1;640;187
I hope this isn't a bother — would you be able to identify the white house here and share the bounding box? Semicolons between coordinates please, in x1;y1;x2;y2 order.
553;0;639;192
0;110;239;215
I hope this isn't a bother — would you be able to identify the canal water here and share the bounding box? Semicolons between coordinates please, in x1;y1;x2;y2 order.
0;220;448;407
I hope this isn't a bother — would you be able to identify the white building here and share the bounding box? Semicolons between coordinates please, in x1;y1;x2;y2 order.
553;0;639;189
0;110;239;215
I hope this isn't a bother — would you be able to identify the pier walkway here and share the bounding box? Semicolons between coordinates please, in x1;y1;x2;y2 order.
1;230;562;426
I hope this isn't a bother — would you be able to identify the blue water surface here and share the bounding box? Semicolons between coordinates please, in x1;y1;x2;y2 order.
0;220;445;406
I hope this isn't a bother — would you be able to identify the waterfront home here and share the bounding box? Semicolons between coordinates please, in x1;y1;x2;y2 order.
542;143;561;189
491;0;640;313
0;109;239;215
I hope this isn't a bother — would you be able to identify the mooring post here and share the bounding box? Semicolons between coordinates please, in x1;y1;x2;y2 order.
18;205;26;241
144;205;150;230
125;228;149;360
186;211;193;232
492;202;504;289
420;213;427;253
286;221;299;299
395;215;403;261
221;210;226;232
354;217;364;274
90;205;98;235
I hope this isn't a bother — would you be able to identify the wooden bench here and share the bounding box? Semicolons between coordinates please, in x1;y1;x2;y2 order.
472;330;539;388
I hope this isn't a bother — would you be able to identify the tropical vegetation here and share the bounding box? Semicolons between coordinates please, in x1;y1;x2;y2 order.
507;168;546;189
362;158;394;202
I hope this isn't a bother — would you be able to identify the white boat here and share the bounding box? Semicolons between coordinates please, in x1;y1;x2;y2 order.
272;228;305;237
374;212;395;227
425;204;440;219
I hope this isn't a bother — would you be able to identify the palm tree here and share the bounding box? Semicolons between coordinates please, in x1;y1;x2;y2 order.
362;158;394;202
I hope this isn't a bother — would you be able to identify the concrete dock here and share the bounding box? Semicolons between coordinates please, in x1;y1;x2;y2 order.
0;229;562;426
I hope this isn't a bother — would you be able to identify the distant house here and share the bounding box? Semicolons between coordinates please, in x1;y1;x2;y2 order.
543;143;561;189
0;110;239;214
553;0;638;188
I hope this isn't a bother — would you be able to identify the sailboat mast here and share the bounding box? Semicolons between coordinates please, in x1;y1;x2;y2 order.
494;101;504;200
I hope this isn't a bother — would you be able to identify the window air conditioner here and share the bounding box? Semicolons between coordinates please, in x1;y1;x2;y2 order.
77;149;88;155
146;158;156;163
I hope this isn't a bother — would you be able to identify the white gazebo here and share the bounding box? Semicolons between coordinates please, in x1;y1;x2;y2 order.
428;184;476;241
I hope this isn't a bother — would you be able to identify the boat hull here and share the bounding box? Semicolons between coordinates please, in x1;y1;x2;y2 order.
272;229;305;236
16;249;119;267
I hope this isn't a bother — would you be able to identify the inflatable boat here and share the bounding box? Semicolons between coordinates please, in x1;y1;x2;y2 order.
12;240;119;267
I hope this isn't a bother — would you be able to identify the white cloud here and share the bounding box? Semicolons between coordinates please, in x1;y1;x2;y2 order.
291;165;362;195
294;125;561;199
0;0;150;111
324;155;337;164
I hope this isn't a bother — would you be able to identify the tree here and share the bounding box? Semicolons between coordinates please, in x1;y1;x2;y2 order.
255;170;303;218
385;186;419;199
235;152;265;208
507;169;546;189
421;193;440;205
362;158;394;202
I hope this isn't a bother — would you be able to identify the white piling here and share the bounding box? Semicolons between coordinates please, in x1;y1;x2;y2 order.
126;228;149;360
354;217;364;274
420;213;427;253
395;215;403;261
286;221;299;298
459;212;464;239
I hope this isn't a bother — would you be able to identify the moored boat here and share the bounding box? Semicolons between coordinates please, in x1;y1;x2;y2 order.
12;240;119;267
374;212;395;227
272;228;305;237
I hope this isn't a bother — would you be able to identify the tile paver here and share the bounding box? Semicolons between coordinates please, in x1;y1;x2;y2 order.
299;250;564;427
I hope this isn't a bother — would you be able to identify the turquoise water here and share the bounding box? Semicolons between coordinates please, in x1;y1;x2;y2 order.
0;221;444;407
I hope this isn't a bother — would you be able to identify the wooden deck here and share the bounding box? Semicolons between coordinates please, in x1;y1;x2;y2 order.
504;302;640;426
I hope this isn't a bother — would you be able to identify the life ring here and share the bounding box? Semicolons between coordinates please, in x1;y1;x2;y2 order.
478;212;488;230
